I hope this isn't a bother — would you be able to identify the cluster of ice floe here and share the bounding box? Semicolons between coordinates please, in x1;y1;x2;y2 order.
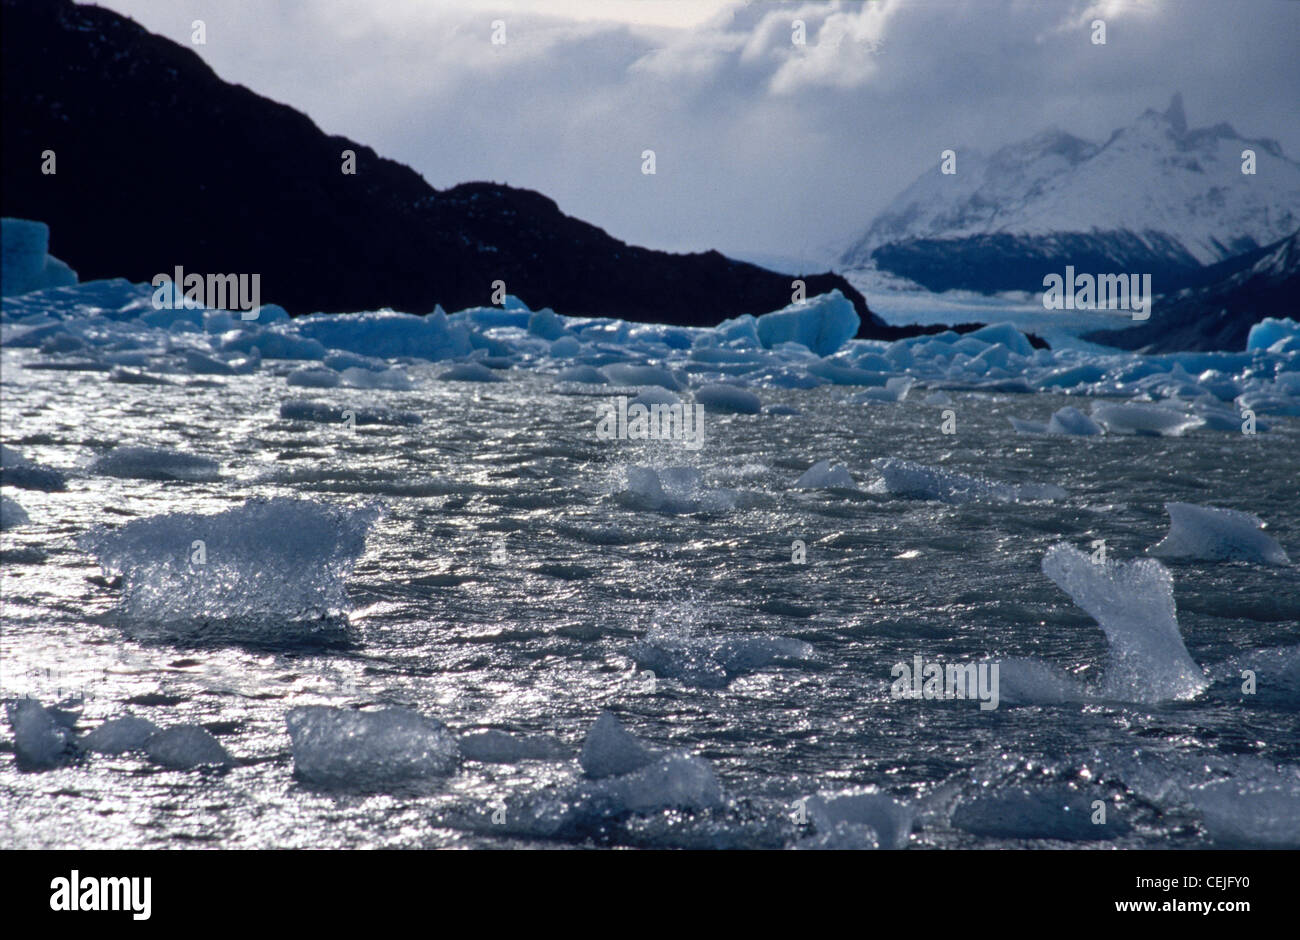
3;698;230;771
4;266;1300;427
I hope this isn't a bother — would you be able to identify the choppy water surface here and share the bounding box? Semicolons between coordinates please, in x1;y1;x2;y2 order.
2;347;1297;849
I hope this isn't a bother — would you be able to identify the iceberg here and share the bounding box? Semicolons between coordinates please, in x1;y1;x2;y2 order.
580;712;657;779
82;715;160;754
0;494;29;530
795;459;855;490
1041;544;1208;702
293;309;470;360
90;446;221;482
802;790;913;849
145;725;232;769
4;697;74;769
1150;502;1290;566
279;399;420;426
78;497;379;640
1046;405;1103;435
286;706;460;789
0;445;67;491
1090;402;1205;436
1245;317;1299;352
872;457;1065;504
1;218;78;296
754;290;860;357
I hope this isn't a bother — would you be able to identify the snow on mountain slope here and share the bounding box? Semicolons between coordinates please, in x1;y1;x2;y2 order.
843;96;1300;292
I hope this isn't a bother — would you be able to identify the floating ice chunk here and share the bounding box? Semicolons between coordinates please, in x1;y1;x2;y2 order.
294;309;470;360
527;307;568;340
806;360;888;386
793;822;882;850
951;786;1128;841
0;494;29;530
279;399;420;426
1190;773;1300;848
286;366;341;388
90;446;220;482
145;725;232;769
580;712;657;779
0;445;66;491
923;391;952;406
286;706;460;789
628;386;681;409
1090;402;1204;436
4;698;73;769
458;730;569;763
1246;317;1299;352
221;329;326;360
1193;402;1267;432
82;715;160;754
754;290;859;356
604;363;684;391
766;404;801;416
556;365;608;384
593;753;724;813
795;459;855;489
694;383;761;414
856;376;913;403
617;466;735;514
1042;543;1208;702
109;367;173;386
871;457;1065;504
1;218;78;296
1047;406;1103;436
1150;502;1290;566
550;335;582;358
965;323;1035;357
438;362;504;383
803;790;912;849
78;497;379;633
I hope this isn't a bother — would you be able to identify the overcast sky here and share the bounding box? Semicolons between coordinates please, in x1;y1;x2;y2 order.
96;0;1300;265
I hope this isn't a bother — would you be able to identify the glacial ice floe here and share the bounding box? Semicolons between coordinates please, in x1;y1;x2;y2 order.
0;444;67;491
286;706;460;789
81;715;160;754
1041;543;1208;703
694;383;761;414
78;497;379;638
799;789;914;849
1090;401;1205;436
580;711;657;778
90;446;221;482
3;697;75;769
144;725;232;770
1150;502;1291;566
616;465;737;514
0;493;29;530
871;457;1066;504
794;459;856;490
1;218;78;296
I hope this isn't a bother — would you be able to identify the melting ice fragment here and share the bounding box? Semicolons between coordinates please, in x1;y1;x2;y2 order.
90;446;220;482
286;706;461;789
694;383;761;415
145;725;232;769
795;459;855;490
580;711;657;779
82;715;160;754
3;698;74;770
1041;544;1208;703
1090;402;1204;436
1150;502;1290;566
801;789;913;849
0;494;29;530
1047;406;1103;436
872;457;1065;504
77;497;379;639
